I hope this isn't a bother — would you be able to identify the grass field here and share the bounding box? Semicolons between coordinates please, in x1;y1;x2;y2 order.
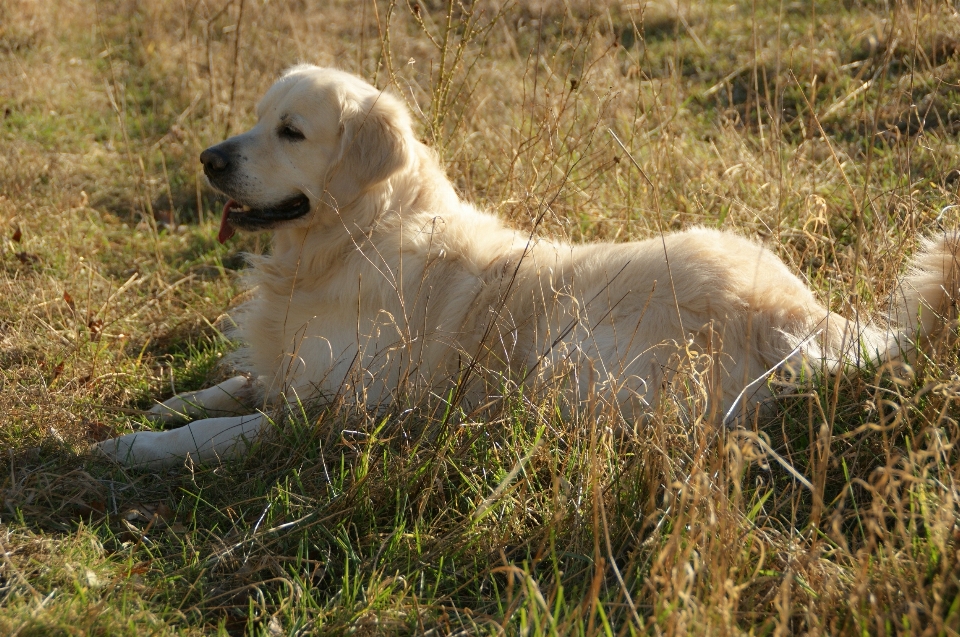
2;0;960;634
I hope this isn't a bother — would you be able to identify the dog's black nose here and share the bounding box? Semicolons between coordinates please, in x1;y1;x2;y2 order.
200;147;230;174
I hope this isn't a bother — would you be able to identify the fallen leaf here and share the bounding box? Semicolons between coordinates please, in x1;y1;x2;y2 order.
124;507;151;522
86;500;106;514
15;252;39;264
73;499;107;517
266;617;283;637
84;569;102;588
85;419;113;441
154;503;175;521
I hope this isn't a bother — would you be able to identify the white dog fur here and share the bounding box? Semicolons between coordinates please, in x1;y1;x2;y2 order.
95;65;960;468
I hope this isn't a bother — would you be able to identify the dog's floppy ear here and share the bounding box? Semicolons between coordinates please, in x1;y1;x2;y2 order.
327;90;411;201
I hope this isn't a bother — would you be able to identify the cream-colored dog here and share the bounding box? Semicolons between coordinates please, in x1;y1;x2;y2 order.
96;65;959;468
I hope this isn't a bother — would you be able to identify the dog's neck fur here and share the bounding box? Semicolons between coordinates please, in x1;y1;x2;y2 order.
264;141;526;288
232;137;544;393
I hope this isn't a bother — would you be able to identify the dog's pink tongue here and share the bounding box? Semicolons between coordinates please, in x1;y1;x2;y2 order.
218;200;237;244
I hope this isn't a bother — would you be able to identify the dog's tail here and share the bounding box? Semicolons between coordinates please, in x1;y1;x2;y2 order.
890;231;960;345
811;231;960;369
726;231;959;425
781;232;960;373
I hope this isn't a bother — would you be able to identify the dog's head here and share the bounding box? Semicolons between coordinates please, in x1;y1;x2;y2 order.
201;65;413;242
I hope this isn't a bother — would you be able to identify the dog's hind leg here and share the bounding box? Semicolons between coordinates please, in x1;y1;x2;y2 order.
148;375;254;425
93;412;267;468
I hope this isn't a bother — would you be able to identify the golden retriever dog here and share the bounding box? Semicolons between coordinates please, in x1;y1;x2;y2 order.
95;65;960;468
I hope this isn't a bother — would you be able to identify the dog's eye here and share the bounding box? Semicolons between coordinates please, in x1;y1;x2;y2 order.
278;124;305;141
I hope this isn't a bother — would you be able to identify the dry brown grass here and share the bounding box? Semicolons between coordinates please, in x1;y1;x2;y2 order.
1;0;959;634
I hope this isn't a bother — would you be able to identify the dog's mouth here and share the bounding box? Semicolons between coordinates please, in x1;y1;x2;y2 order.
218;194;312;243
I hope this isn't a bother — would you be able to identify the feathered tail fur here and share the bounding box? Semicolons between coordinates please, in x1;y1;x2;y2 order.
809;231;960;372
893;231;960;344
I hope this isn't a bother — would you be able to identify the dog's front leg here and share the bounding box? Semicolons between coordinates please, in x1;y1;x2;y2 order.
93;412;267;468
148;375;253;424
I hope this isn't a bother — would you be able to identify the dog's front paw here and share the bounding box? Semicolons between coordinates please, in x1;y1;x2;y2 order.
145;377;254;425
91;431;172;468
146;401;190;425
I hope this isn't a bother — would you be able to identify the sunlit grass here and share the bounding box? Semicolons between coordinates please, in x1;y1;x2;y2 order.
1;0;959;634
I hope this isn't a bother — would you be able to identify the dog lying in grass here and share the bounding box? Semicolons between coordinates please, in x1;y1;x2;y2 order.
95;65;960;468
